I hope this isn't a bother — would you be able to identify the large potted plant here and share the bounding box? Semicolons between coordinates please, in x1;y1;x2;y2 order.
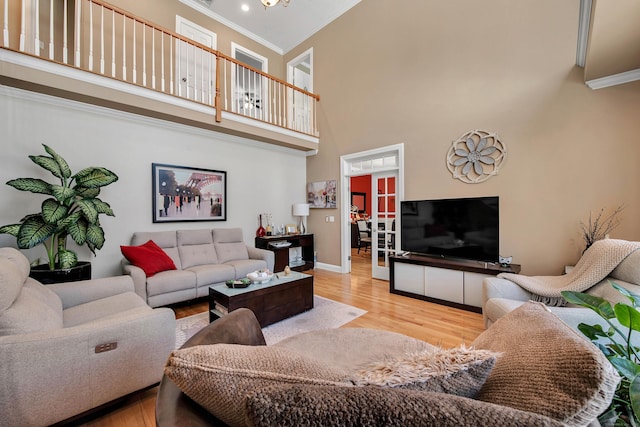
562;283;640;426
0;144;118;283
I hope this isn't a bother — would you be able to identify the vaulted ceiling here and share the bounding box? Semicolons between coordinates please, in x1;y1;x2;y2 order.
186;0;639;88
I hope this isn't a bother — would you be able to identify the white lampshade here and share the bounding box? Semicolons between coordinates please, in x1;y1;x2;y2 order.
292;203;309;216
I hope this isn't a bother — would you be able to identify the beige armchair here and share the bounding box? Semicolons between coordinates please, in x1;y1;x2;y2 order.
0;247;176;426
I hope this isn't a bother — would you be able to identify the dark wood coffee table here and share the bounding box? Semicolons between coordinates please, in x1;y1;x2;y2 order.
208;271;314;327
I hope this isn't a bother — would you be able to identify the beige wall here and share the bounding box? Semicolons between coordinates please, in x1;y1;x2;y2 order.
585;0;640;80
287;0;640;275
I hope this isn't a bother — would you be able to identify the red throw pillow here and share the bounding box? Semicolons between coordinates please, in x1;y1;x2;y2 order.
121;240;177;277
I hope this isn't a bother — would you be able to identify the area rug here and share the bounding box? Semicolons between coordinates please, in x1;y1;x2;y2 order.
175;296;367;348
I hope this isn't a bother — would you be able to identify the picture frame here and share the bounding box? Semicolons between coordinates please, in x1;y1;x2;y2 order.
286;224;298;234
307;179;337;209
152;163;227;223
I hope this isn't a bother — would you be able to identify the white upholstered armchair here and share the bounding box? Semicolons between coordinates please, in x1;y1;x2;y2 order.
0;247;176;426
483;247;640;331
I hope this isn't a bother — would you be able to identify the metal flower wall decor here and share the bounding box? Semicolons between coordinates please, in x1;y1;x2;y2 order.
446;130;507;184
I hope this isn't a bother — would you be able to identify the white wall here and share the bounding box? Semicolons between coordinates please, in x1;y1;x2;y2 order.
0;85;307;278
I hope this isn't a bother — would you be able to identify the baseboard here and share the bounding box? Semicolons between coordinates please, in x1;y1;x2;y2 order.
314;262;342;273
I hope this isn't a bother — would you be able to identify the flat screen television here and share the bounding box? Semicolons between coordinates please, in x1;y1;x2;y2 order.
400;196;499;262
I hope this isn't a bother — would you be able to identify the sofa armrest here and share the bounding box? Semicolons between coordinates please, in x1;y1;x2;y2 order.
248;246;275;272
48;275;135;309
0;306;175;426
122;260;149;303
483;277;532;303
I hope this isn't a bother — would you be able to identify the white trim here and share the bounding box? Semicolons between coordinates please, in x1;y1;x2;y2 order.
586;68;640;90
178;0;283;55
221;111;319;144
175;15;217;49
231;42;269;73
576;0;592;67
287;47;313;91
314;262;342;273
0;84;307;156
339;143;405;275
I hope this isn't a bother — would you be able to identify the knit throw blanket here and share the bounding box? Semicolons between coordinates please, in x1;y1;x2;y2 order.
498;239;640;307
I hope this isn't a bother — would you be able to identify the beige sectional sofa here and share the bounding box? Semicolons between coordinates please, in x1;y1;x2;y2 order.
122;228;274;308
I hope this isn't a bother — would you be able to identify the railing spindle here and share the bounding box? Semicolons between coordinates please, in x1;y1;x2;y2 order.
100;5;104;74
169;34;173;94
111;9;115;77
142;23;146;86
132;18;136;84
63;0;68;63
161;32;165;92
88;0;93;70
3;0;8;47
151;29;155;89
74;0;80;66
48;0;54;59
122;13;126;80
34;0;39;55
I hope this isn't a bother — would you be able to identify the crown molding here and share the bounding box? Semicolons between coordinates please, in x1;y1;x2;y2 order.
585;68;640;90
576;0;592;67
178;0;284;55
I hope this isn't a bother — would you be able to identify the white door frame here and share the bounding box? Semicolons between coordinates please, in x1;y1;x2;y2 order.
231;42;269;118
340;144;405;275
175;15;217;102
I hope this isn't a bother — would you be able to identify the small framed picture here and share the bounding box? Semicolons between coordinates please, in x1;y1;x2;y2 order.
152;163;227;223
286;224;298;234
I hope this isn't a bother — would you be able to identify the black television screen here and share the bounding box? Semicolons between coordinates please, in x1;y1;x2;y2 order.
400;197;499;262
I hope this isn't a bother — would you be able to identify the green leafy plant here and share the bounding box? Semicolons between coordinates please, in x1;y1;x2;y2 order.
0;144;118;270
562;283;640;426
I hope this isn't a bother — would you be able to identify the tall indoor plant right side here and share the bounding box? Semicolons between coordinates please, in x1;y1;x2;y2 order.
563;284;640;426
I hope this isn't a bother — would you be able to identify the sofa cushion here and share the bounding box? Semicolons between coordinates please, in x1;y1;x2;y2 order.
212;228;244;243
611;249;640;284
244;384;564;427
121;240;177;277
177;230;219;268
215;242;249;264
63;292;149;327
472;301;620;425
225;259;268;278
186;264;235;287
0;247;30;279
146;269;196;297
352;346;498;398
164;344;352;427
0;279;63;336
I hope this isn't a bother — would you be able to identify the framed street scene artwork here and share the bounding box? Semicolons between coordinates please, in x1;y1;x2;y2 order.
152;163;227;222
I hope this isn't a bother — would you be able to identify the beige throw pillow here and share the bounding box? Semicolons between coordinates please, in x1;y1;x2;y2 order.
471;301;620;426
164;344;352;427
352;345;499;398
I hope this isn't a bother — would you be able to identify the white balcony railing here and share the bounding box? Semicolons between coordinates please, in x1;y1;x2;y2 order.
1;0;319;137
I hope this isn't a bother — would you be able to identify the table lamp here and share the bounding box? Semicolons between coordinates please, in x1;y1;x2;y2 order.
292;203;309;234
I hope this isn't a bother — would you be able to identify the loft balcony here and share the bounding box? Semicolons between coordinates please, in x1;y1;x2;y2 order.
0;0;320;151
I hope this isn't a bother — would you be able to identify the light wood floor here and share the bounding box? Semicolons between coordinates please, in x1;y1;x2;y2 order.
78;249;485;426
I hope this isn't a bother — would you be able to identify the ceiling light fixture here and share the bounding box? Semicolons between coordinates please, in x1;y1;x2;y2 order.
260;0;290;8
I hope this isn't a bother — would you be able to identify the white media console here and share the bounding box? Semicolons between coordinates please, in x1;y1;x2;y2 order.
390;253;521;313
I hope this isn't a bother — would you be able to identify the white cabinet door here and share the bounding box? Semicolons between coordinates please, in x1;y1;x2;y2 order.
425;267;463;304
463;272;491;307
394;263;425;295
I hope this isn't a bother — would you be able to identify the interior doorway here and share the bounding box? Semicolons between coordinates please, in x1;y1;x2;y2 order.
175;15;217;103
287;48;313;132
340;144;404;280
231;43;269;120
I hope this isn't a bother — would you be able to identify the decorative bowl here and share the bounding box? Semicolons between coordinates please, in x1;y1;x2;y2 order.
226;278;251;288
269;241;292;248
247;270;273;284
